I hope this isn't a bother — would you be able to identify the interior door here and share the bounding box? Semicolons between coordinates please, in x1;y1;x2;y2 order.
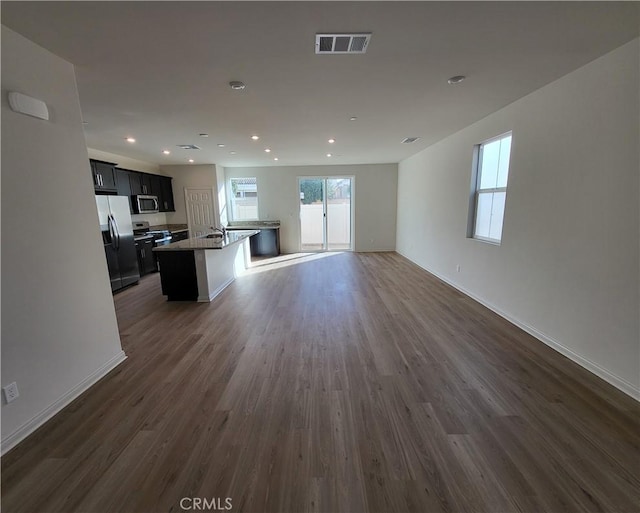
185;188;217;237
299;177;352;251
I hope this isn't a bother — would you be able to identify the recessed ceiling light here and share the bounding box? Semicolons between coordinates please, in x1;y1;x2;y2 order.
326;153;333;157
217;143;225;148
199;133;209;138
188;159;194;163
273;157;279;161
264;148;271;153
229;151;237;155
126;137;136;143
229;81;246;90
349;116;357;121
251;135;260;141
328;138;335;144
162;150;171;155
447;75;466;85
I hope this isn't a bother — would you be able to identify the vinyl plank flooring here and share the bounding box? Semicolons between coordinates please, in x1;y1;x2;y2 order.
2;252;639;513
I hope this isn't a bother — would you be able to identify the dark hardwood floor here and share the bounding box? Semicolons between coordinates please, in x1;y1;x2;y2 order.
2;252;639;513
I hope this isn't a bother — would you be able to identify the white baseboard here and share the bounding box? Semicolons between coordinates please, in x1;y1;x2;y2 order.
198;277;235;303
397;252;640;402
1;351;127;455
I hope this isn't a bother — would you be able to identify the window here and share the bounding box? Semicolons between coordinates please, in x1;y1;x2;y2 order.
469;132;512;243
229;177;258;220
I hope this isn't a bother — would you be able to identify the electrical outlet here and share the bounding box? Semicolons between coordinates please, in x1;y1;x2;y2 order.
3;382;19;403
456;265;461;272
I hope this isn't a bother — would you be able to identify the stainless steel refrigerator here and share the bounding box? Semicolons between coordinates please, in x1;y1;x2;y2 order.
96;195;140;292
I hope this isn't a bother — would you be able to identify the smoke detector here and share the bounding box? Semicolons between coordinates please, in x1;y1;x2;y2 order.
315;33;371;54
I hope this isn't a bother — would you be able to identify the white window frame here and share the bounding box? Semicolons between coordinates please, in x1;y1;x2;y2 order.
467;131;512;245
228;177;259;221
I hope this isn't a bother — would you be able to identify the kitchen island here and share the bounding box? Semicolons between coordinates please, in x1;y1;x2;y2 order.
153;231;257;301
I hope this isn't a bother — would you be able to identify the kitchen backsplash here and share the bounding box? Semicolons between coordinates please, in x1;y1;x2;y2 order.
132;212;168;226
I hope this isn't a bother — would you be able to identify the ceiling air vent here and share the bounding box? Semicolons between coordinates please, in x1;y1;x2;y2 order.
315;33;371;54
177;144;200;150
401;137;421;144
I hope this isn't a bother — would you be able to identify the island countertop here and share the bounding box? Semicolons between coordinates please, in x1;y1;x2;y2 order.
152;230;259;251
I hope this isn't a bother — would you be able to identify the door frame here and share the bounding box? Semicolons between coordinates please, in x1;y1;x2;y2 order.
297;176;355;252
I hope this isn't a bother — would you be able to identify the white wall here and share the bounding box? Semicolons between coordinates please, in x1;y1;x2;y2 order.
1;27;126;452
396;39;640;398
225;164;398;253
161;164;220;227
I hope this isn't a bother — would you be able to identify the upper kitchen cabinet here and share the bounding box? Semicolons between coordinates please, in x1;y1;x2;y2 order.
144;173;162;197
129;171;142;196
130;172;161;196
159;176;175;212
131;172;174;212
91;159;117;193
115;168;134;213
98;162;175;213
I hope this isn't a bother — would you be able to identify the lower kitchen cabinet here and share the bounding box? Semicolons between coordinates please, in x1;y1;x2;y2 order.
156;251;199;301
249;229;280;257
135;237;157;276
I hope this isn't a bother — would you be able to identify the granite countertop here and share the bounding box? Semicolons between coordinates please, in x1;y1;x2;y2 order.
227;220;280;230
153;230;259;251
149;224;189;233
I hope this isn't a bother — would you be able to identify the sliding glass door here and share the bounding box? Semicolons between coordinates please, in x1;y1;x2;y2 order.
299;177;352;251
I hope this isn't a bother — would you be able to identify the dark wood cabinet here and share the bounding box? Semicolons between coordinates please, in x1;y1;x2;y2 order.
249;229;280;257
91;159;117;193
159;176;175;212
156;251;198;301
115;168;134;213
140;173;151;195
129;171;144;195
135;173;161;196
92;159;175;213
135;237;156;276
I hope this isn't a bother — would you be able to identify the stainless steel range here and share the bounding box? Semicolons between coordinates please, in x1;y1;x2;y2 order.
133;221;173;245
132;221;173;273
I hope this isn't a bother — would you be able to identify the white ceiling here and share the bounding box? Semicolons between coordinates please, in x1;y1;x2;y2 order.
2;1;638;168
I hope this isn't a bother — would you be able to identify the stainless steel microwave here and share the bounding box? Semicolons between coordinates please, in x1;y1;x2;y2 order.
133;195;159;214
